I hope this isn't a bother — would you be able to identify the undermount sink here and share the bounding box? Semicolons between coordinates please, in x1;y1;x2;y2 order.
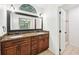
10;35;23;39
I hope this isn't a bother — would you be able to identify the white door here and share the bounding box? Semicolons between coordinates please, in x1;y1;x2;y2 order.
59;8;66;54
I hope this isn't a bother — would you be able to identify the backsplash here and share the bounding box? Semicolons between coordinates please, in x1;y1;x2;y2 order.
0;26;6;37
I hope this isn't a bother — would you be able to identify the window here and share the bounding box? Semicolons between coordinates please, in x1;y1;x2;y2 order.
19;4;37;14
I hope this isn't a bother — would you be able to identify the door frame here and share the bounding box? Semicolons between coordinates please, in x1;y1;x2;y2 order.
58;7;69;55
58;7;62;55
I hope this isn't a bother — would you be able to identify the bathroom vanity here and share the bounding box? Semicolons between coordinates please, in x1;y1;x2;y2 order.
0;10;49;55
0;31;49;55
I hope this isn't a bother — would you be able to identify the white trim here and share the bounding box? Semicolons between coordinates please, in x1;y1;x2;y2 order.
48;48;55;55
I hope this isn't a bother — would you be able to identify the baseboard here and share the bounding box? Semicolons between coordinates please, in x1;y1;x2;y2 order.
48;48;55;55
60;50;65;55
61;42;70;55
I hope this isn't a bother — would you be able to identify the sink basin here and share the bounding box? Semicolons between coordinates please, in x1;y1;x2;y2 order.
10;35;23;39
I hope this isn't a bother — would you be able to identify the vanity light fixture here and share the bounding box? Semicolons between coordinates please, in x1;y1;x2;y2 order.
39;13;42;17
9;4;15;10
39;13;44;17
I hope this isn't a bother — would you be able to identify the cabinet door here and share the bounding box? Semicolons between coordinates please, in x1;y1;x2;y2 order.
38;35;45;52
20;43;31;55
43;35;49;50
19;37;31;55
31;36;38;55
2;45;17;55
38;34;49;53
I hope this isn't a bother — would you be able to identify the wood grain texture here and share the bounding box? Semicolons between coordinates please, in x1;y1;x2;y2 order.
0;32;49;55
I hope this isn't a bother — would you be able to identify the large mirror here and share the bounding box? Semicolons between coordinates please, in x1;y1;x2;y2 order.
8;11;43;32
10;12;35;30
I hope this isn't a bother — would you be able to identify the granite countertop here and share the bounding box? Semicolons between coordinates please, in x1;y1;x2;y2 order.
0;31;49;42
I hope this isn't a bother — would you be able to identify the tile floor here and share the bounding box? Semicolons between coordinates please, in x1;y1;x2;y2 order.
63;45;79;55
38;49;54;55
38;45;79;55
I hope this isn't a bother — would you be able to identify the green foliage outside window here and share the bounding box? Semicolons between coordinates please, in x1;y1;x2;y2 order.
19;4;37;14
19;18;30;29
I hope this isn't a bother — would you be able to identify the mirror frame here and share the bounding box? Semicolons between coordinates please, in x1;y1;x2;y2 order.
7;10;43;32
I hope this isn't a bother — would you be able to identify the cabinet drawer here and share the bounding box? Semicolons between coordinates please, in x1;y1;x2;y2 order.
44;34;49;37
32;36;38;41
19;37;31;43
1;40;18;48
19;40;30;44
39;34;49;39
32;40;38;45
21;37;31;41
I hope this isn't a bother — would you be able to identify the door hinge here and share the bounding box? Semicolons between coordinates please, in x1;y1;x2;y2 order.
65;32;67;33
59;48;61;51
59;11;61;14
59;30;61;33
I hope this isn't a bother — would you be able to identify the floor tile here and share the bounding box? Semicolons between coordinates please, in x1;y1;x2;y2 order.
38;49;54;55
63;45;79;55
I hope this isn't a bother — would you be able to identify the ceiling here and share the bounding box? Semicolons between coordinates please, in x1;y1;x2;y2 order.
32;4;79;11
8;4;79;12
11;4;62;14
61;4;79;11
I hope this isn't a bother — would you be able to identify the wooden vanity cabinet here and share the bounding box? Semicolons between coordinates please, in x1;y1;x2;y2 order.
1;33;49;55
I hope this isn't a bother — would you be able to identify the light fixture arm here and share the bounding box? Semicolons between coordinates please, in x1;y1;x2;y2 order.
10;4;15;10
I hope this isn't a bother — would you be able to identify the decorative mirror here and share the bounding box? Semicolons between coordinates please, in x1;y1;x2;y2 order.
7;4;43;33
